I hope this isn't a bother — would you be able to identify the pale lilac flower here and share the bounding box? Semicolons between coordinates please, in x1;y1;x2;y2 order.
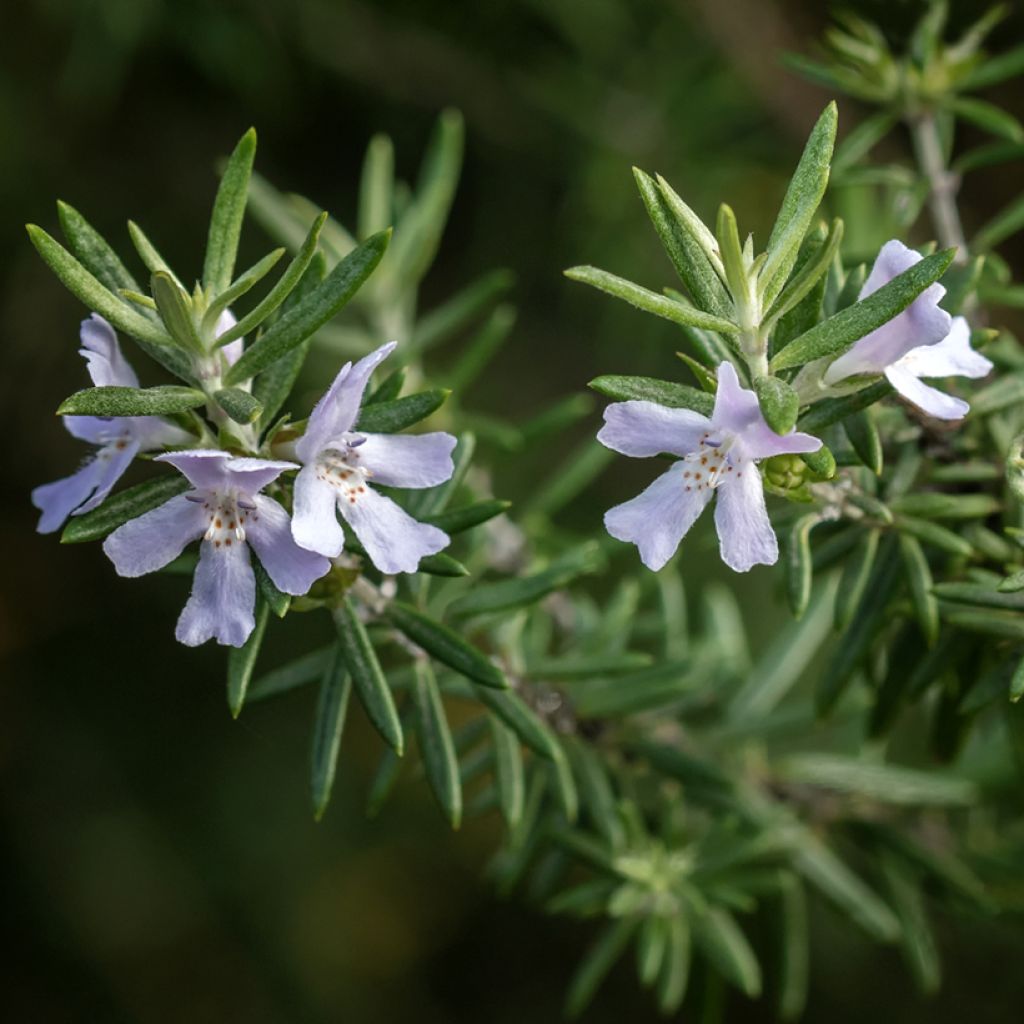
290;342;456;574
882;316;993;420
823;239;952;386
103;451;330;647
599;362;821;573
32;315;191;533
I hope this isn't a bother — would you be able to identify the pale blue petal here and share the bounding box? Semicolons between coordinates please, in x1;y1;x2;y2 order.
356;432;457;488
291;464;345;558
735;425;822;461
80;314;139;387
339;485;449;574
710;361;764;437
713;465;778;572
102;493;207;576
897;316;992;380
604;463;711;571
130;416;194;450
32;458;107;534
73;439;141;515
885;365;969;421
175;539;256;647
296;341;397;462
247;495;331;594
216;309;243;368
155;449;233;490
823;240;950;384
598;401;711;459
224;456;298;494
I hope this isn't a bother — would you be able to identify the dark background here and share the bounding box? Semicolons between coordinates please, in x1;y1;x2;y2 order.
2;1;1023;1020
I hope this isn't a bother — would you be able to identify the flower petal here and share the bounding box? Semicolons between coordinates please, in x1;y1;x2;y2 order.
102;493;207;576
291;464;345;557
73;439;141;515
597;401;711;459
247;495;331;594
885;365;969;421
155;450;295;495
80;314;140;388
713;464;778;572
896;316;993;381
735;425;822;461
339;485;449;574
216;309;243;368
823;240;950;384
175;539;256;647
355;432;457;488
32;458;107;534
296;341;397;462
710;361;763;436
604;463;711;571
64;415;119;444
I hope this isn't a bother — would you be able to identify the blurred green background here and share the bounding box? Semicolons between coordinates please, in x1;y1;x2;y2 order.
3;1;1024;1020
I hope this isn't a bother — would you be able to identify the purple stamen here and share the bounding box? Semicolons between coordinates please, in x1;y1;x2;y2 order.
237;499;257;511
185;493;206;504
347;435;367;448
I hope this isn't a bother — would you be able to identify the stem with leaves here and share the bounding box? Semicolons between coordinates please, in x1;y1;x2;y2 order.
909;112;968;263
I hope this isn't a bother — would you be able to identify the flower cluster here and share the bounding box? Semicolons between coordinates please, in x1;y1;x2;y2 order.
597;239;992;573
36;325;456;646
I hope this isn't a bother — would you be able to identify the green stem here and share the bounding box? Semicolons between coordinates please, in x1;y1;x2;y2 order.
909;112;968;263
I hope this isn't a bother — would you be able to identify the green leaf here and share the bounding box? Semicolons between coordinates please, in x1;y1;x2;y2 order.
880;855;941;996
444;303;516;393
588;375;713;416
334;596;403;754
423;499;510;534
770;248;956;371
214;387;263;424
358;133;394;240
386;601;507;689
766;218;844;329
760;103;838;306
204;128;257;294
150;271;204;353
818;536;901;715
471;687;561;762
252;554;290;618
310;645;352;820
932;581;1024;611
565;919;636;1017
787;515;817;619
26;225;174;348
1011;654;1024;702
489;714;525;829
692;908;761;998
754;377;799;434
715;203;747;302
778;754;975;805
60;475;190;544
790;829;900;941
832;110;899;173
800;445;836;479
56;201;142;299
446;543;603;619
227;596;269;718
895;517;972;557
776;876;809;1021
973;191;1024;251
412;659;461;828
366;366;406;405
224;229;390;385
797;380;892;432
899;534;939;646
355;388;449;433
564;266;738;333
656;917;691;1012
637;916;669;990
949;96;1024;143
248;645;333;704
252;251;328;427
843;407;883;474
633;168;730;316
216;213;327;345
410;269;515;353
127;220;184;288
204;248;285;327
416;552;470;577
388;108;463;286
57;385;206;417
835;529;880;630
890;493;1001;520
